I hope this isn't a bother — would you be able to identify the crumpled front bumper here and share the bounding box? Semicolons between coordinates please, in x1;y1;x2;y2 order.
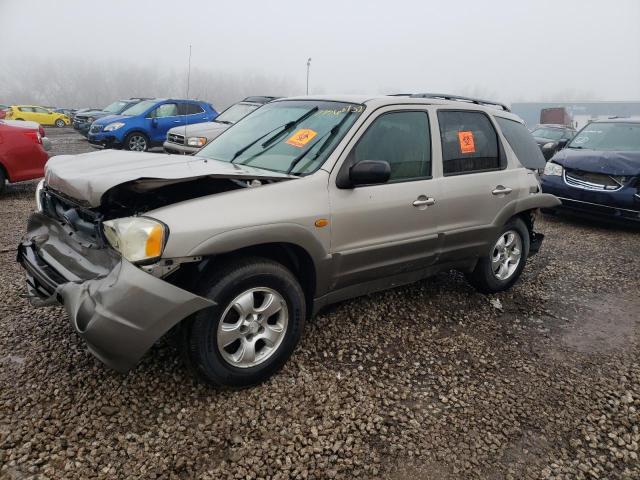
18;212;214;372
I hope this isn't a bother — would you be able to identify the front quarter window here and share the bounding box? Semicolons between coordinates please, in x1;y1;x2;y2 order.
197;100;364;175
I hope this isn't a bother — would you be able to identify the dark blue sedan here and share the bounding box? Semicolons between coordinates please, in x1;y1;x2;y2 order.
541;118;640;223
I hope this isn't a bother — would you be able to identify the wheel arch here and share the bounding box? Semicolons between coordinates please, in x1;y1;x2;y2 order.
168;241;321;318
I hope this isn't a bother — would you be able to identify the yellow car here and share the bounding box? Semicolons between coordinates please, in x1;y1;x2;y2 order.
5;105;70;127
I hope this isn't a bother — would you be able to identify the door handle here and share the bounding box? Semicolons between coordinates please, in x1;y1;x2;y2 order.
413;197;436;207
492;186;513;195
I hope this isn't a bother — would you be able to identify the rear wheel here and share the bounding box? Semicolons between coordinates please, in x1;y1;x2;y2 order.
466;218;530;293
0;168;6;195
54;119;65;128
180;257;306;388
124;132;149;152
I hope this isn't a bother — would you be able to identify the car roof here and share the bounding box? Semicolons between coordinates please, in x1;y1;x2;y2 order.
242;96;281;104
274;94;524;122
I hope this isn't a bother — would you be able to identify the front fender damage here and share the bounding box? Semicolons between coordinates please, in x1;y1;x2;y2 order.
58;260;215;372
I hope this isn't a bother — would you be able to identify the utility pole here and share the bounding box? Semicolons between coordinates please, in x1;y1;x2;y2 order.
306;58;312;95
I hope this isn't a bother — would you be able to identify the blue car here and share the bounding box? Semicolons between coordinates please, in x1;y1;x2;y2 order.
541;117;640;223
88;98;218;151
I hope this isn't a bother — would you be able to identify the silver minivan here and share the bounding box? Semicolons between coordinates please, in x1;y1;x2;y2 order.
19;94;559;387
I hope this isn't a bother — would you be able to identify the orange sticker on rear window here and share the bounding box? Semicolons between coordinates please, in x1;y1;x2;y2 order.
458;131;476;154
286;129;317;148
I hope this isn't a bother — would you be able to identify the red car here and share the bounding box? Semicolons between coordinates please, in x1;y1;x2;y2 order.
0;120;51;194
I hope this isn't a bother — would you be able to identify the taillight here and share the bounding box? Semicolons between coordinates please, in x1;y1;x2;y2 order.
23;130;43;145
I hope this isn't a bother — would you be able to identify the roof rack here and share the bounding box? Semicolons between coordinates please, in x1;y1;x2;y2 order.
391;93;510;112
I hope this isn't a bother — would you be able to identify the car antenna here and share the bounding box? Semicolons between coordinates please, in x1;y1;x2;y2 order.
184;44;192;143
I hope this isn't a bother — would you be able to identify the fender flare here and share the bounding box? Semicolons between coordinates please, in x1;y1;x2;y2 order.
187;223;333;294
492;193;561;228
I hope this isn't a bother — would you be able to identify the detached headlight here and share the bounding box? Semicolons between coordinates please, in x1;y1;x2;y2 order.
104;122;125;132
187;136;208;147
102;217;167;264
543;162;563;176
35;179;45;212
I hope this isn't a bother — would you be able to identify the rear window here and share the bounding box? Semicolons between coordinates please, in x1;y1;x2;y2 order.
496;117;546;170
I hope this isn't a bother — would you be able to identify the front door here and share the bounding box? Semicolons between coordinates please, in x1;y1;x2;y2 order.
328;108;441;290
148;103;182;143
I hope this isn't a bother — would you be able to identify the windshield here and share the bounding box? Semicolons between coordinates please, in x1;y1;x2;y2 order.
121;99;157;116
198;100;364;175
531;127;566;141
216;103;260;124
103;101;129;114
568;122;640;152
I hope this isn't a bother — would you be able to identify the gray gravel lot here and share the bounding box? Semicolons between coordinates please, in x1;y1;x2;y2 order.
1;128;639;479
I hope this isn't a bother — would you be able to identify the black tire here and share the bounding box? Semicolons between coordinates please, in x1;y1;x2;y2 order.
54;119;65;128
0;168;6;195
466;218;530;294
180;257;306;388
124;132;149;152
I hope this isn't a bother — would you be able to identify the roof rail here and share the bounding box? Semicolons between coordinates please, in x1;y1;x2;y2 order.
391;93;511;112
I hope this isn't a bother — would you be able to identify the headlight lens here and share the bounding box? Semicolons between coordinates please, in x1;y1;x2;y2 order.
187;136;207;147
35;179;44;211
104;122;125;132
102;217;167;263
543;162;563;176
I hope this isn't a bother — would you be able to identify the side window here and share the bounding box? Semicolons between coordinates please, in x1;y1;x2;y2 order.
351;111;431;182
495;117;546;170
437;110;500;175
152;103;179;118
19;107;33;112
178;103;204;115
35;107;49;113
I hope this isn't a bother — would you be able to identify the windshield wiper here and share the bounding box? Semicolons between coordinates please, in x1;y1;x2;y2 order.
286;112;353;175
215;119;233;125
229;107;318;163
567;145;584;149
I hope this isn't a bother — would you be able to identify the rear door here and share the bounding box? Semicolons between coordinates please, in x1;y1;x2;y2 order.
17;107;36;122
328;106;442;290
434;109;525;262
147;102;181;143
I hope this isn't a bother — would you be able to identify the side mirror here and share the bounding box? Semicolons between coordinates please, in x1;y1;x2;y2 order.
151;118;158;127
346;160;391;188
541;142;558;160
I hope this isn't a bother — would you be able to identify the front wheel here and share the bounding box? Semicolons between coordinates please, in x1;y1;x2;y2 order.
181;257;306;387
466;218;530;294
54;119;65;128
124;132;149;152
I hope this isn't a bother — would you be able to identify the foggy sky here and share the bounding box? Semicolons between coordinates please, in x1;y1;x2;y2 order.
1;0;639;106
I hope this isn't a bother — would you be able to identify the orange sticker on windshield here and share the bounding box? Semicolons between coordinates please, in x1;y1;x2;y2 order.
286;129;317;148
458;131;476;154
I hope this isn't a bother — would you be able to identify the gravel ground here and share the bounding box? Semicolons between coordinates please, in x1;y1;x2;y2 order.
1;128;639;479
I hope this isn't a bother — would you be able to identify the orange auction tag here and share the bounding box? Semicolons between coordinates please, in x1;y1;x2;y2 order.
458;131;475;154
286;129;317;148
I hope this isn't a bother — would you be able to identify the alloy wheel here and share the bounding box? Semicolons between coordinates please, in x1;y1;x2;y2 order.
216;287;288;368
128;135;147;151
491;230;522;281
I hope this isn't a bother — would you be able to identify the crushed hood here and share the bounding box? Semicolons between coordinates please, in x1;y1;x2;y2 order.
552;148;640;176
167;121;229;139
45;150;296;207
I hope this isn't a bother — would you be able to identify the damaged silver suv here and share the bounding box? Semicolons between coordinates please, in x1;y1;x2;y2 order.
19;94;559;387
